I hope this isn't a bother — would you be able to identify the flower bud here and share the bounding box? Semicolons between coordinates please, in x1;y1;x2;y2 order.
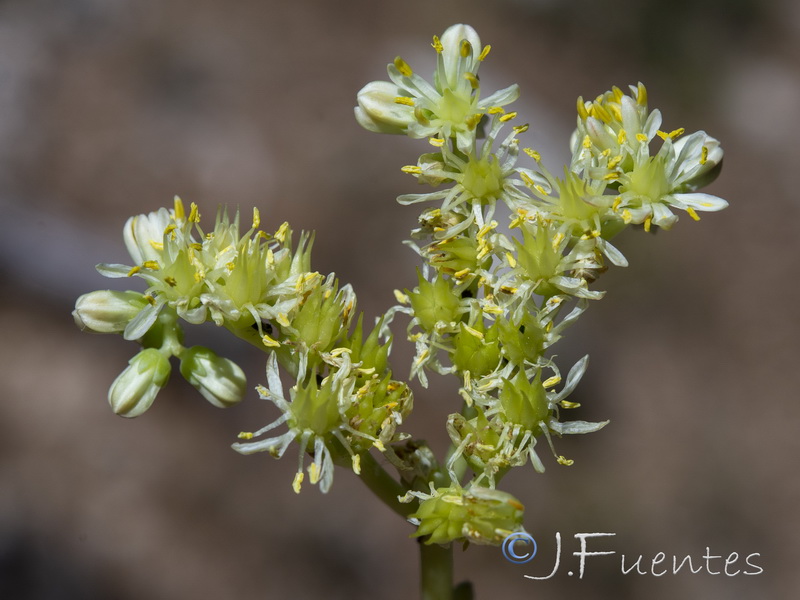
410;484;525;546
108;349;171;418
179;346;246;408
355;80;414;135
73;290;148;334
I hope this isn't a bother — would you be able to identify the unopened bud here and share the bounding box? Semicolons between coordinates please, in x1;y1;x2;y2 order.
108;349;171;418
179;346;246;408
73;290;147;334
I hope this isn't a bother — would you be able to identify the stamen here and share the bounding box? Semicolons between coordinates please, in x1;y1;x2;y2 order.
393;56;413;77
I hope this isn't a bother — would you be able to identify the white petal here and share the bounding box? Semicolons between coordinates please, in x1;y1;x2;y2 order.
96;263;132;278
480;84;520;108
548;419;609;435
123;300;163;340
671;192;728;212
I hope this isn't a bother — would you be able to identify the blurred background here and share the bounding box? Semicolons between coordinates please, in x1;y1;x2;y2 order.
1;0;799;598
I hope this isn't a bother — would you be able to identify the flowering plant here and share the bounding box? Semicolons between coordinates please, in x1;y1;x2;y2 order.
73;24;726;599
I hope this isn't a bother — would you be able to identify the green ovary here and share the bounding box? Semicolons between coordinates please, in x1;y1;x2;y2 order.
622;156;670;202
437;88;473;125
461;156;503;201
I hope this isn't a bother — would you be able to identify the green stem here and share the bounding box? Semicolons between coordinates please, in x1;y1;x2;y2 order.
420;541;453;600
331;447;413;519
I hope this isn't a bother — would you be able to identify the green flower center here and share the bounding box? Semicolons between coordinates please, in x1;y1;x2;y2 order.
461;156;503;201
437;88;473;125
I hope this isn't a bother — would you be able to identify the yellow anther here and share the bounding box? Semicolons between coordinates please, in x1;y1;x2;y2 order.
478;44;491;61
173;196;186;220
226;261;236;271
373;439;385;452
352;454;362;475
612;197;622;211
237;432;254;440
261;334;281;348
193;271;204;282
274;221;290;244
523;147;541;161
621;209;633;224
464;72;479;89
551;232;565;251
499;111;517;122
477;220;498;238
557;456;574;466
560;400;581;409
431;35;443;53
591;102;613;123
668;127;685;139
164;276;177;287
644;216;652;232
277;313;291;327
308;462;321;484
576;97;588;120
600;148;611;157
460;39;472;58
505;252;517;268
499;285;517;294
465;113;483;130
144;294;156;306
611;86;624;102
603;172;619;181
149;240;164;251
393;56;413;77
513;123;529;134
454;268;471;279
482;304;502;315
189;242;202;251
617;129;627;144
163;223;177;238
520;171;536;187
608;155;622;169
414;107;430;126
582;135;592;149
394;96;415;106
401;165;423;175
266;248;275;265
188;202;200;223
252;207;261;229
686;207;701;221
608;103;622;122
463;370;472;391
543;375;561;388
636;133;649;143
142;260;160;270
463;324;484;339
636;82;648;106
428;137;444;147
292;472;304;494
700;146;708;165
487;106;505;115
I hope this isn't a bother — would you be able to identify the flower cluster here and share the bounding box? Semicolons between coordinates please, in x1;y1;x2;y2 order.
74;198;413;493
73;22;729;557
356;23;727;544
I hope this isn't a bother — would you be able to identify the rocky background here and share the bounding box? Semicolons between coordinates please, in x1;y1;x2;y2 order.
1;0;799;598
